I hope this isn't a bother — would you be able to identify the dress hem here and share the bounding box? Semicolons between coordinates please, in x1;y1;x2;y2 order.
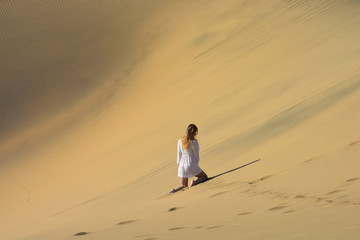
178;169;202;178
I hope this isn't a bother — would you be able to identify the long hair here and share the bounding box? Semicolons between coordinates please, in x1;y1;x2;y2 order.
181;124;198;150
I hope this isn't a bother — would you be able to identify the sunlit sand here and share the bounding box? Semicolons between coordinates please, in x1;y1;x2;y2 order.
1;1;360;239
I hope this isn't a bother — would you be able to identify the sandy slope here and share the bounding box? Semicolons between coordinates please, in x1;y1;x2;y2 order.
1;0;360;239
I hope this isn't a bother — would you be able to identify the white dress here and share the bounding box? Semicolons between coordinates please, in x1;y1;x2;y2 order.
177;139;203;178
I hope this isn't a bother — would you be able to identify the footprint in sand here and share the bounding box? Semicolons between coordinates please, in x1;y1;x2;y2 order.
346;177;360;182
249;174;277;185
295;195;306;199
206;225;223;230
73;232;90;237
169;227;186;231
193;226;205;229
283;210;296;214
118;220;137;225
349;140;360;146
269;206;287;211
168;207;181;212
74;220;137;236
238;212;251;216
210;191;227;197
326;189;344;195
134;234;156;239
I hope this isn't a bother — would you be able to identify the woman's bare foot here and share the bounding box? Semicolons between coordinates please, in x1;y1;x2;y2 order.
169;186;184;193
189;180;195;188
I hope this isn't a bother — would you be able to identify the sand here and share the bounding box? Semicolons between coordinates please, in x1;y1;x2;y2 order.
1;0;360;239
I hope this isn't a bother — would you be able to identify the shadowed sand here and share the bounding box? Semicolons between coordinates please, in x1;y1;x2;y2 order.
1;1;360;240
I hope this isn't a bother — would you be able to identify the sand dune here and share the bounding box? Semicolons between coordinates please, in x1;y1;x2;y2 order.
1;0;360;239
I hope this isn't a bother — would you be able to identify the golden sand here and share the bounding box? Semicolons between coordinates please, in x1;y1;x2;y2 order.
1;1;360;239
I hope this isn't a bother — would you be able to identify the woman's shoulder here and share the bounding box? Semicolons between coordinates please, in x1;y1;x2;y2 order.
192;139;199;145
177;138;198;143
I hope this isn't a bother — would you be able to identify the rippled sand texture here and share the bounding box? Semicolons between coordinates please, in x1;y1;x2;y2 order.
1;1;360;240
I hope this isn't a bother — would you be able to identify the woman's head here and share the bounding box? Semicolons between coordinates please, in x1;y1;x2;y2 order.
186;124;198;140
182;124;198;149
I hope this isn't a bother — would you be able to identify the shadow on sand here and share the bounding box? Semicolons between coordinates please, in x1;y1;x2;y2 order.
206;159;261;182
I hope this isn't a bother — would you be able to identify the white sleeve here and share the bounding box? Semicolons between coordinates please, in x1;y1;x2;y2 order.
177;140;182;165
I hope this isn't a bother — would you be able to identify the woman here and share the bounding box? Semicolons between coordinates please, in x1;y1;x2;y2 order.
169;124;208;193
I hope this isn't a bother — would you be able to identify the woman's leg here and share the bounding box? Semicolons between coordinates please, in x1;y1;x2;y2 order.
181;177;189;187
190;171;208;187
169;178;188;193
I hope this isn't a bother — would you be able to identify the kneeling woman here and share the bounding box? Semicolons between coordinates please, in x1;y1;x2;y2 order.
169;124;208;193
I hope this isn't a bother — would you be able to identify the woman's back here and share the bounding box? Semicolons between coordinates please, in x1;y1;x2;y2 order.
177;138;199;165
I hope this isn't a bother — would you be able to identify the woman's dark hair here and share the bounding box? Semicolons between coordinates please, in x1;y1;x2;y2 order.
181;124;198;149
